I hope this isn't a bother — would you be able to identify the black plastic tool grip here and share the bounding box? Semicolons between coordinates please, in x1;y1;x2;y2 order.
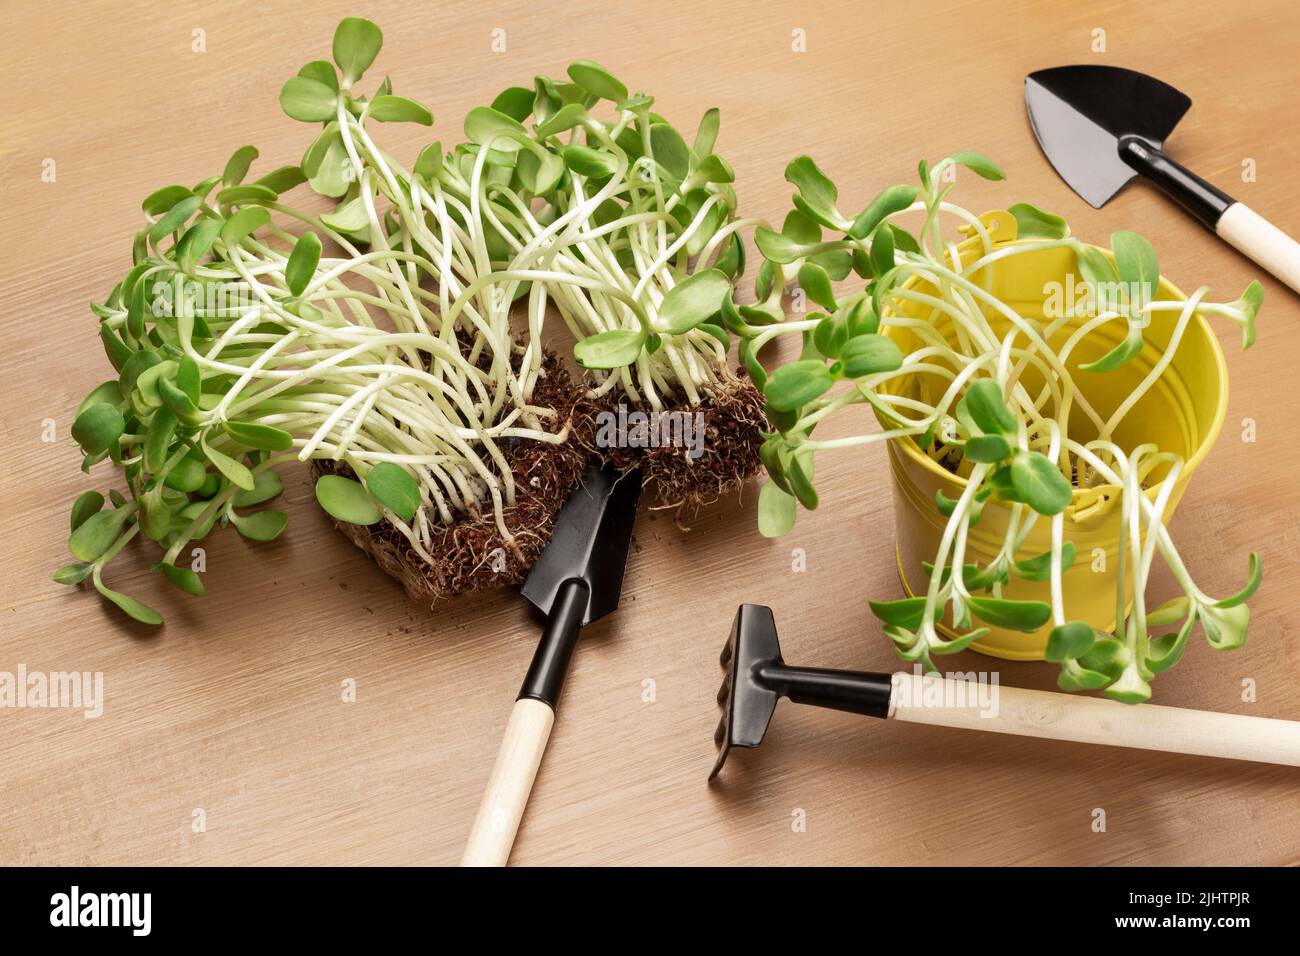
755;663;893;719
1118;135;1234;229
517;577;590;711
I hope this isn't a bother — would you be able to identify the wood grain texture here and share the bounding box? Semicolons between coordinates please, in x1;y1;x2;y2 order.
2;0;1298;866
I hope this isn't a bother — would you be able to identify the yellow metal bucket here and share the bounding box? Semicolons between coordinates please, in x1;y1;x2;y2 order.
879;211;1228;660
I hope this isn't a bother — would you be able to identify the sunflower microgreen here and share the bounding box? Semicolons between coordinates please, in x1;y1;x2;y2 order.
60;17;751;625
741;152;1264;701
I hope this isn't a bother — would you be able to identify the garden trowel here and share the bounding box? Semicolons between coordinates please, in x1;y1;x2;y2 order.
462;462;642;866
1025;64;1300;293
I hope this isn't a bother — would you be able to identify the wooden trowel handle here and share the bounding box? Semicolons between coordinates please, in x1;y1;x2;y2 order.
890;672;1300;767
1216;202;1300;295
1118;136;1300;295
461;579;589;866
462;698;556;866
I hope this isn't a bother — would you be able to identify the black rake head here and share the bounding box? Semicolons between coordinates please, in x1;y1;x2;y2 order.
710;605;895;781
710;604;783;780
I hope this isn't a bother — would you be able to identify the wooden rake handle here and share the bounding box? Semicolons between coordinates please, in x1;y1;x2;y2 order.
890;672;1300;766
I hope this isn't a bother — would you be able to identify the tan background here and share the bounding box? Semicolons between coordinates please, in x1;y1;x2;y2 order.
2;0;1298;866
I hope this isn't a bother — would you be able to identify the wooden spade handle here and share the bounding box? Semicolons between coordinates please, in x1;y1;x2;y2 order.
1216;202;1300;294
890;672;1300;766
461;698;555;866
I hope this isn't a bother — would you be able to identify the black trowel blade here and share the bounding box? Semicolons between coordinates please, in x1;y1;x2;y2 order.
1025;65;1192;208
520;463;642;626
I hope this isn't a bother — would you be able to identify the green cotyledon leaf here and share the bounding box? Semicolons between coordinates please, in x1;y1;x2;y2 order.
365;462;421;522
1044;621;1096;663
68;505;135;562
764;360;833;412
1013;541;1077;582
1148;613;1197;673
224;420;294;452
869;597;941;630
757;480;797;538
1009;451;1073;516
201;434;255;492
567;60;627;103
233;469;284;507
849;185;918;240
94;577;162;625
966;596;1052;632
1080;327;1144;373
785;155;849;230
1009;202;1067;239
574;329;644;369
836;334;902;379
1213;552;1261;608
280;76;338;122
231;510;289;542
562;144;618;179
797;261;837;312
868;222;894;280
963;434;1011;464
649;123;691;181
657;269;731;335
1110;230;1159;309
70;491;105;532
71;404;124;456
285;231;322;297
315;474;381;525
949;151;1005;180
333;16;383;86
959;379;1016;437
159;563;205;596
367;95;433;125
1199;602;1249;650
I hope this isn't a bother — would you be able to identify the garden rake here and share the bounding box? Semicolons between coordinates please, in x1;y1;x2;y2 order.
711;604;1300;780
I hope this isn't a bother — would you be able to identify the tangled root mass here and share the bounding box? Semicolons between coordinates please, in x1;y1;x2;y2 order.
321;355;765;603
599;375;766;518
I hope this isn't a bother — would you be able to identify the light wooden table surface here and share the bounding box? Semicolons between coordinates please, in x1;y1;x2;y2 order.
3;0;1298;866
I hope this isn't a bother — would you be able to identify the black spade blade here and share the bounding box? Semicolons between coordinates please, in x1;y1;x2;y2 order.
1025;65;1192;208
520;462;642;626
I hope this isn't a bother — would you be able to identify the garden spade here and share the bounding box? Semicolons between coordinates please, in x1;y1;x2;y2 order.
711;605;1300;780
1025;65;1300;293
462;463;642;866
